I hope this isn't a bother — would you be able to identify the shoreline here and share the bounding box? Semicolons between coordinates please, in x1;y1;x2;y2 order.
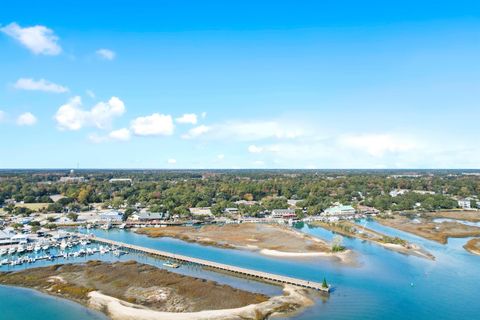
0;261;315;320
88;285;313;320
463;238;480;256
311;221;435;260
135;223;355;265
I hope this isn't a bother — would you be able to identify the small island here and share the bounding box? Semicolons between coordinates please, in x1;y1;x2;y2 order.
0;260;314;320
375;215;480;244
312;221;434;260
464;238;480;256
136;223;355;264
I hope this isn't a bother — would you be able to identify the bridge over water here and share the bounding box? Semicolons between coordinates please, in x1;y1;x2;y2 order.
91;235;330;292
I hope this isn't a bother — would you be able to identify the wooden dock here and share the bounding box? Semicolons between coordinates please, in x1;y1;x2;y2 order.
91;235;330;292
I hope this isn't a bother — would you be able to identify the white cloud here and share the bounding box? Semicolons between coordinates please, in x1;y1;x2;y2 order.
96;49;116;60
109;128;131;141
88;128;131;143
167;158;177;164
14;78;68;93
201;112;207;119
17;112;37;126
131;113;174;136
248;145;263;153
55;96;125;131
184;120;306;141
1;22;61;55
338;134;418;157
181;125;211;139
217;154;225;160
176;113;198;124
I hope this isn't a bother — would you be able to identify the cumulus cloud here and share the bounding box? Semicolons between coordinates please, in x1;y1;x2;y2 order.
88;128;131;143
176;113;198;124
181;125;211;139
96;48;116;60
167;158;177;164
17;112;37;126
55;96;125;131
1;22;61;55
217;154;225;160
130;113;174;136
14;78;68;93
338;134;418;157
109;128;131;141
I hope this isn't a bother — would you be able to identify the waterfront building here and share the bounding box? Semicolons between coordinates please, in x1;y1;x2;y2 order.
189;207;213;217
130;212;168;221
271;209;296;219
99;211;123;222
324;205;356;216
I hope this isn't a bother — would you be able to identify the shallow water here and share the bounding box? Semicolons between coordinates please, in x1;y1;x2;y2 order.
0;285;107;320
2;224;480;319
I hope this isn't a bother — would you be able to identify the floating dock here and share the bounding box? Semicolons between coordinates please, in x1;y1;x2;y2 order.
91;235;330;292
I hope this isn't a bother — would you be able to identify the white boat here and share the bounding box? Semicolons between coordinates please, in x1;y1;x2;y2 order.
42;244;50;251
101;222;112;230
8;247;16;254
26;244;34;251
60;240;68;250
0;248;7;256
34;245;41;252
16;245;25;254
163;261;180;268
119;223;126;229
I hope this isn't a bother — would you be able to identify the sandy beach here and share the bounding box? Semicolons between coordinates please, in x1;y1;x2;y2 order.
463;238;480;255
88;285;313;320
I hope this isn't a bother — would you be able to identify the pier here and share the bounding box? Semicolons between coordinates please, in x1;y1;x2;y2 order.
91;235;330;292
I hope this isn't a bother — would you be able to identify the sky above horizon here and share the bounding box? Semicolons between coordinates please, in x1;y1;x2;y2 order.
1;1;480;169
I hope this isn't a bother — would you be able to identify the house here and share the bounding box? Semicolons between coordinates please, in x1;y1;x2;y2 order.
356;205;380;215
189;207;213;217
99;211;123;222
458;198;472;210
224;207;239;214
271;209;296;219
130;212;168;221
323;205;356;216
49;194;65;203
59;176;85;183
234;200;258;206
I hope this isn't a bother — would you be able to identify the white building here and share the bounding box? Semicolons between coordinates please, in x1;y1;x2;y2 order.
100;211;123;222
271;209;296;219
323;205;356;216
189;207;213;217
458;199;472;210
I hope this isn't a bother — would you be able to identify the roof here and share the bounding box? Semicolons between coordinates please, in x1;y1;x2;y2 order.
135;212;165;219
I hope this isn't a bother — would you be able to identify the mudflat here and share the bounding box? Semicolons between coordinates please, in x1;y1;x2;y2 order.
137;223;330;253
0;260;267;312
376;216;480;244
463;238;480;255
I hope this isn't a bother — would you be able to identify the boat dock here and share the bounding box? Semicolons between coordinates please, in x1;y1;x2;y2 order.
91;235;330;292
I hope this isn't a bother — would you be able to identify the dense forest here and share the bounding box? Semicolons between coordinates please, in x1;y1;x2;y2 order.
0;170;479;218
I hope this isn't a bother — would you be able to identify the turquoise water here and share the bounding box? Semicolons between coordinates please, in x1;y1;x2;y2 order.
2;223;480;319
0;285;107;320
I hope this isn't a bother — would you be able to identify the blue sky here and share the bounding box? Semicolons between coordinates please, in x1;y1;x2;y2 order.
1;0;480;169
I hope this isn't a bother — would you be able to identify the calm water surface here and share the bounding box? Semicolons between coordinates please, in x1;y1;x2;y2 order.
2;223;479;319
